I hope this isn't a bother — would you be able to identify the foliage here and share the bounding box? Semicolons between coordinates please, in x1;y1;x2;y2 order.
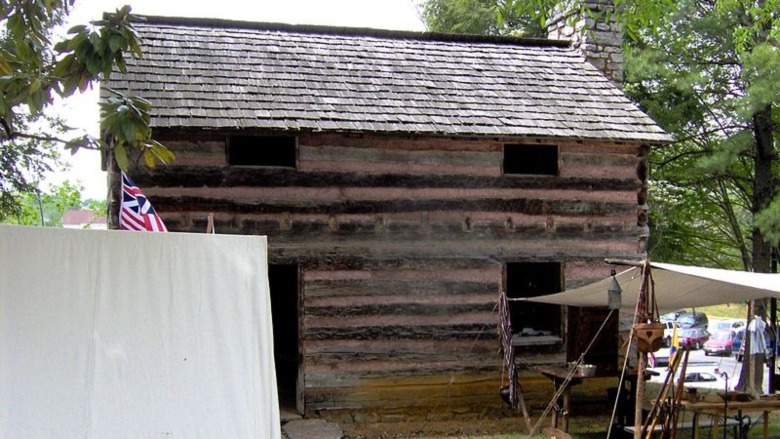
625;0;780;274
419;0;543;36
86;197;107;217
0;180;96;227
499;0;677;41
0;112;63;216
0;0;173;218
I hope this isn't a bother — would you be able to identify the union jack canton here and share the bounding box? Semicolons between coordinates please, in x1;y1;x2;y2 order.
119;171;167;232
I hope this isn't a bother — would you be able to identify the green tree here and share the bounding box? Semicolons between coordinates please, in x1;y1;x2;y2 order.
420;0;780;392
420;0;541;36
0;1;174;219
0;112;64;216
623;0;780;392
0;180;90;226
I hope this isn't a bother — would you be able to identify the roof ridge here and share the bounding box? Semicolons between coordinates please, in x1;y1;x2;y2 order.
119;13;572;48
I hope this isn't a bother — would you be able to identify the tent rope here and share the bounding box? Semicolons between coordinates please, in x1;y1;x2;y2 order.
529;307;616;436
605;313;640;439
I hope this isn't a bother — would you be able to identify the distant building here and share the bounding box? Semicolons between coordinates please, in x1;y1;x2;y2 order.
61;209;107;230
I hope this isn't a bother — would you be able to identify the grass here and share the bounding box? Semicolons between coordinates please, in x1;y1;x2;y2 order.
699;303;750;321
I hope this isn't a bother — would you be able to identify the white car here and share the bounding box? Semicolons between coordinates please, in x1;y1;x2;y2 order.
683;371;730;389
648;369;729;390
709;319;745;334
661;320;675;347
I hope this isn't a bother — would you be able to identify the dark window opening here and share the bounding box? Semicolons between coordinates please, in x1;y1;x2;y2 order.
503;144;559;175
268;264;300;413
228;135;297;167
505;262;562;337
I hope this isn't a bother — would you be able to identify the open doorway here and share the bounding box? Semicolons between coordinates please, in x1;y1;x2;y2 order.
268;264;300;414
505;262;562;339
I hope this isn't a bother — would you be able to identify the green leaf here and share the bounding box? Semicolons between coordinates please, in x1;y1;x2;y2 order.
149;140;175;165
67;24;87;34
29;78;41;94
108;34;123;53
113;143;130;171
88;31;104;54
119;117;137;144
142;149;156;168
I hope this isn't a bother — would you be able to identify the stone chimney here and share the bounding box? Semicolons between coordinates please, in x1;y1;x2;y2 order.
546;0;623;83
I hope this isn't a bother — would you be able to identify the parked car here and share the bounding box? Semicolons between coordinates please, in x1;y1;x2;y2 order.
662;320;675;347
733;328;745;353
683;371;728;389
678;327;710;350
709;319;744;335
703;330;734;356
736;333;774;362
685;372;719;383
661;310;710;347
676;311;709;329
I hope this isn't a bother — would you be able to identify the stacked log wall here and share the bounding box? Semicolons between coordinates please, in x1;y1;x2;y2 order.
114;130;648;419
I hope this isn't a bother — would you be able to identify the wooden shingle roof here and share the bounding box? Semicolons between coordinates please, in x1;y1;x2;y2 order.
106;16;671;143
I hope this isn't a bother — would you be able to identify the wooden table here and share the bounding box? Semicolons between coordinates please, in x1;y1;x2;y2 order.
681;398;780;439
537;365;593;433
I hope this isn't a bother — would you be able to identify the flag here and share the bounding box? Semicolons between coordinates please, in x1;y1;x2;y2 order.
119;171;167;232
668;322;680;366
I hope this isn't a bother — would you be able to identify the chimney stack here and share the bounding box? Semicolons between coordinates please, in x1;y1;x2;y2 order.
546;0;623;84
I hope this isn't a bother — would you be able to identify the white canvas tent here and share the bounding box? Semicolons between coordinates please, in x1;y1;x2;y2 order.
522;261;780;313
0;225;281;439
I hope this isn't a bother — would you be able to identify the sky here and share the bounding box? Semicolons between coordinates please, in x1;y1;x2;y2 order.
52;0;426;200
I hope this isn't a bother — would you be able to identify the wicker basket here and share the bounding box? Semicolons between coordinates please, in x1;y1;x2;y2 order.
635;321;665;353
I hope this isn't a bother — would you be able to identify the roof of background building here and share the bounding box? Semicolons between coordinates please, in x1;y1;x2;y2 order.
62;209;107;229
103;15;671;143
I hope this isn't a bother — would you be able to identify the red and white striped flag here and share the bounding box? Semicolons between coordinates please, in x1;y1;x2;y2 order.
119;171;167;232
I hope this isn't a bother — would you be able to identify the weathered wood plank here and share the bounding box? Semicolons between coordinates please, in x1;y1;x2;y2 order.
305;302;497;317
154;129;645;155
147;195;638;217
306;323;493;340
300;144;501;166
131;166;640;191
304;373;502;407
306;339;498;355
304;359;502;383
167;213;641;245
306;311;495;329
306;281;496;298
304;267;497;281
278;255;501;271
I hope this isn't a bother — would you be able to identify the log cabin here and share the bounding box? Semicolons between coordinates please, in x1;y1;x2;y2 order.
102;10;670;424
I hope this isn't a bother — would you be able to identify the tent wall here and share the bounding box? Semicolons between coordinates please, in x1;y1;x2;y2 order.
0;225;280;439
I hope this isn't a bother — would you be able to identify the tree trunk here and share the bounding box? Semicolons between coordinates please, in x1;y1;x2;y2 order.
736;104;775;393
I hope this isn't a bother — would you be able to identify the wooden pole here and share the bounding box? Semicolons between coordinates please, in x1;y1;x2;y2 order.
635;352;644;439
634;260;652;439
206;212;215;234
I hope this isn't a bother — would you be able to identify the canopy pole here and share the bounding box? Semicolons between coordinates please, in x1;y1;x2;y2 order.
634;354;645;439
604;258;645;267
633;260;653;439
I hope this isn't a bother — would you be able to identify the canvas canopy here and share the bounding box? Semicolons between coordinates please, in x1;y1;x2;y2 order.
521;261;780;313
0;225;281;439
